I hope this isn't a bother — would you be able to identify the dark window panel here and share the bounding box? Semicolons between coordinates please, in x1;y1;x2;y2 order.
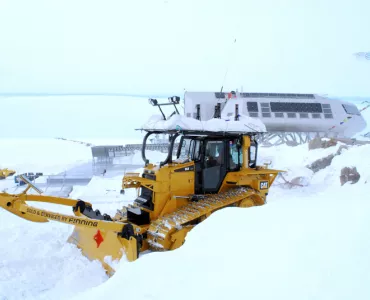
261;107;270;112
287;113;296;118
270;102;323;113
247;102;258;112
214;92;225;99
249;112;259;118
275;113;284;118
324;114;333;119
312;113;322;119
262;113;271;118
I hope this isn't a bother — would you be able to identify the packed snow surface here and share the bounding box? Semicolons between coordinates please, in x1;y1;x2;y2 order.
0;139;91;175
1;137;370;300
142;114;267;133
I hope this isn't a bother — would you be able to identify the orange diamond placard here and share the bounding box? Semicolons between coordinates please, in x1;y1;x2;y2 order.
94;230;104;248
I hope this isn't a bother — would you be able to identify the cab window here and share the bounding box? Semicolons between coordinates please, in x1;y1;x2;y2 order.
249;143;257;168
179;138;202;161
205;141;224;167
229;139;242;170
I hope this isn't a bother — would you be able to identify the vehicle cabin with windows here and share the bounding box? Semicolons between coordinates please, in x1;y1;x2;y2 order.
184;91;367;137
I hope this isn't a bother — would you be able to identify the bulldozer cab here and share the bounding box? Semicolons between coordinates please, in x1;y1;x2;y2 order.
177;134;257;194
142;131;259;194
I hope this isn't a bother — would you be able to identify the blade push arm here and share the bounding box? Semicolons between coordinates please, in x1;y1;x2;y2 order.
0;192;136;233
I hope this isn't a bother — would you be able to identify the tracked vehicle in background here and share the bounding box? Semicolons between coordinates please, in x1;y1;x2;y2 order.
0;168;16;180
0;97;282;275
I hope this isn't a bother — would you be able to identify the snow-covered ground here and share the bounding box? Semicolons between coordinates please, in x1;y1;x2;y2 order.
1;136;369;300
0;139;92;175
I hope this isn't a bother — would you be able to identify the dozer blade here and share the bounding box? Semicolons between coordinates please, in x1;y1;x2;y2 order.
0;187;141;275
67;225;139;275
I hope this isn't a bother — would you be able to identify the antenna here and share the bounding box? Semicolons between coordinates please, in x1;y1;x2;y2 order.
220;38;237;93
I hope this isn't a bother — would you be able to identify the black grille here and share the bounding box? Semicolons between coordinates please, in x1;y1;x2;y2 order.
270;102;323;113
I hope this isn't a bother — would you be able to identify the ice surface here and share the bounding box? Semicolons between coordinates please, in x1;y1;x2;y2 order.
0;138;92;175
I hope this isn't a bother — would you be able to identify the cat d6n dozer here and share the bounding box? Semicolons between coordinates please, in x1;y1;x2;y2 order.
0;130;281;275
0;168;16;180
0;99;282;276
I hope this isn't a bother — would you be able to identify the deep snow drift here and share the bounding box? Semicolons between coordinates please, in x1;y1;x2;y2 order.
75;142;370;300
1;138;370;300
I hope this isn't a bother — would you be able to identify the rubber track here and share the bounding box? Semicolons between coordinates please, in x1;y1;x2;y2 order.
147;187;259;250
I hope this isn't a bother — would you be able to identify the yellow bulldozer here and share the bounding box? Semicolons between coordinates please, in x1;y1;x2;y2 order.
0;168;16;180
0;98;282;276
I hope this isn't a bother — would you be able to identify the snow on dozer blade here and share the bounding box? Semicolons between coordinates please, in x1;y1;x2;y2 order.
0;182;141;276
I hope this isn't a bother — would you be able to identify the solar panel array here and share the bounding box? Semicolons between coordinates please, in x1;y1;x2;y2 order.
240;93;315;99
214;92;316;99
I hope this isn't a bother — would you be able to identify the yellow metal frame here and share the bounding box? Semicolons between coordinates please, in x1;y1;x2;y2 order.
0;168;16;179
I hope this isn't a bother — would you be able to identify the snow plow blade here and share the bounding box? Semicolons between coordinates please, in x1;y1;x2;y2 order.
0;184;141;276
67;225;138;275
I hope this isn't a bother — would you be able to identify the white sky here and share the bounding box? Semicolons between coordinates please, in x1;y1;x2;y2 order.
0;0;370;96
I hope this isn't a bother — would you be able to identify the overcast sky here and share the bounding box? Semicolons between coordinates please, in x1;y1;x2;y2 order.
0;0;370;97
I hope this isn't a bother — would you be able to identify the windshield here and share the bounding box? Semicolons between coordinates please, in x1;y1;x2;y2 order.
142;132;180;165
178;138;202;161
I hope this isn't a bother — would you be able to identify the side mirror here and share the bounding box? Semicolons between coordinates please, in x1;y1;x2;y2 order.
261;157;273;168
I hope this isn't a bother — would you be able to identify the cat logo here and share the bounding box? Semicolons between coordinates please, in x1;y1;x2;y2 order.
260;181;268;190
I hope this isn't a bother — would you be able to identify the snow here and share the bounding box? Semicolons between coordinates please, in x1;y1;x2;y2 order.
142;113;266;133
0;138;91;175
69;175;139;216
76;196;370;300
0;138;137;299
75;141;370;300
113;150;168;165
1;133;370;299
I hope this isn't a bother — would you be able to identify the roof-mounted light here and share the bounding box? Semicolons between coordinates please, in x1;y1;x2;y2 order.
149;98;158;106
168;96;180;104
